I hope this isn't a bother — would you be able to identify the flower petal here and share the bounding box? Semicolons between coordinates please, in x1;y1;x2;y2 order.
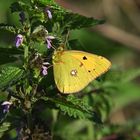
15;34;23;48
42;66;48;75
46;10;52;19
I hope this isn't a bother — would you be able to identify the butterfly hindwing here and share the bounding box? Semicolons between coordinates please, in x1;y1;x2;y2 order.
53;50;111;94
68;51;111;80
53;51;92;93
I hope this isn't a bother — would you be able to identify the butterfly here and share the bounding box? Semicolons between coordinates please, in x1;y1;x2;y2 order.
52;46;111;94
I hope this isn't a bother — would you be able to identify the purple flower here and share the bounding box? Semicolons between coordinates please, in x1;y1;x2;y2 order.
45;36;55;49
19;11;26;24
42;62;50;76
1;101;12;113
15;34;23;48
45;8;52;19
42;66;48;76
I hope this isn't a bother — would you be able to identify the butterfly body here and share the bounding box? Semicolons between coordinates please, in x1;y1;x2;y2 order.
52;48;111;94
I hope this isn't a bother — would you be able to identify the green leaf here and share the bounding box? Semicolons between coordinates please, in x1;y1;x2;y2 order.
42;1;104;34
30;9;45;24
36;0;55;5
120;68;140;83
0;66;24;90
110;83;140;111
51;8;104;33
0;24;16;34
0;122;11;138
66;95;93;113
42;96;102;123
68;39;84;50
62;12;104;31
0;48;23;65
10;1;30;13
104;68;140;85
0;48;23;55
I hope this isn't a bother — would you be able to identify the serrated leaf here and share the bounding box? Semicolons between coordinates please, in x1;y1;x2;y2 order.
0;122;11;138
42;96;102;123
66;95;93;113
43;1;104;33
51;9;104;33
66;95;102;123
57;102;86;119
62;12;104;31
0;24;16;33
0;66;24;90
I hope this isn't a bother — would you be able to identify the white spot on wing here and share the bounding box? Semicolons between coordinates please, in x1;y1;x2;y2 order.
70;69;77;76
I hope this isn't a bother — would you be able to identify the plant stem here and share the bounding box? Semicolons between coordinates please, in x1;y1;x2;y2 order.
27;111;32;129
24;45;29;68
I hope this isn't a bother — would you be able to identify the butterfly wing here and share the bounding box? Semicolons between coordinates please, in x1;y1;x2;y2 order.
53;50;111;94
68;50;111;79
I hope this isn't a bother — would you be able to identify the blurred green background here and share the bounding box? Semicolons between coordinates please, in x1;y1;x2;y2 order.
0;0;140;139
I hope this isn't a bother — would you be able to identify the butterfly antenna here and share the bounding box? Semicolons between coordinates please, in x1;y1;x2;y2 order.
47;64;53;69
43;62;53;69
51;44;56;50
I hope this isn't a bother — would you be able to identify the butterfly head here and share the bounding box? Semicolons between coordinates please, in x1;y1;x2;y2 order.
52;46;65;64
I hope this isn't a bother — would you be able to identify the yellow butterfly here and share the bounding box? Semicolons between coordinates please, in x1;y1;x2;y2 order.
52;46;111;94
